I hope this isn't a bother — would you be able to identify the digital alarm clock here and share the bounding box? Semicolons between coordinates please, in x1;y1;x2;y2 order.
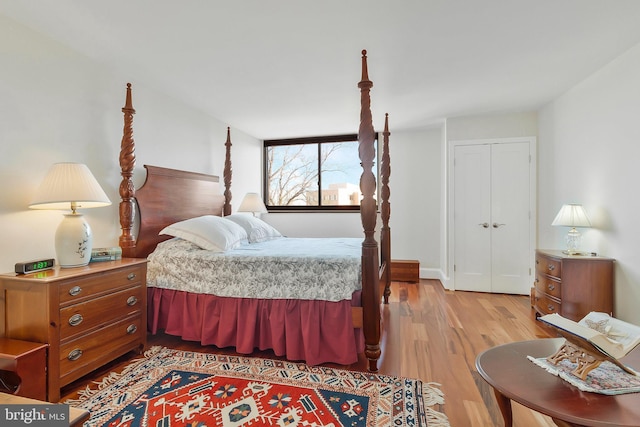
15;258;55;274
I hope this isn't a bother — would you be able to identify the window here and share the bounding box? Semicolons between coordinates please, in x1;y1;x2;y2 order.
264;134;377;211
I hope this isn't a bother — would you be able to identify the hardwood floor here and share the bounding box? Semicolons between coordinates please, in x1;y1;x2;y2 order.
60;280;557;426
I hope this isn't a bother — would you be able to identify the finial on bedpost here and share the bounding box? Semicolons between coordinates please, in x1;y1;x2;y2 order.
380;113;391;304
223;126;232;216
360;49;371;84
119;83;137;255
124;83;134;111
357;49;381;372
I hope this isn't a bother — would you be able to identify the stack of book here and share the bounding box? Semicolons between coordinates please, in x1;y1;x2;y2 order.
90;247;122;262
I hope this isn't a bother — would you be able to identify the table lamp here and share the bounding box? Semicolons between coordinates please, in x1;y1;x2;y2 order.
238;192;267;217
551;203;591;255
30;163;111;267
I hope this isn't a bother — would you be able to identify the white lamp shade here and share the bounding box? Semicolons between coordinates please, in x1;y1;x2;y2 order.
29;162;111;210
238;193;267;215
551;204;591;228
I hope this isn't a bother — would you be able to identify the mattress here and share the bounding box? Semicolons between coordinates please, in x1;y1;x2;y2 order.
147;237;362;301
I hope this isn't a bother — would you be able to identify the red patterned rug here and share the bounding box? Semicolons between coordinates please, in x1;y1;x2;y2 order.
67;346;450;426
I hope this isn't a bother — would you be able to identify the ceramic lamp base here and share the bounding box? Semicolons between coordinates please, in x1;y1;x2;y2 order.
55;213;92;267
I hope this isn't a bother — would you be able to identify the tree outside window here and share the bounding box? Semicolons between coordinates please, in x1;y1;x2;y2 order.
264;134;377;211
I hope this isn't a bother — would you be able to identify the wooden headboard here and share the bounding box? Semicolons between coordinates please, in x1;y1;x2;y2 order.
124;165;225;258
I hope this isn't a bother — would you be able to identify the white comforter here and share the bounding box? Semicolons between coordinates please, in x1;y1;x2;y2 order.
147;237;362;301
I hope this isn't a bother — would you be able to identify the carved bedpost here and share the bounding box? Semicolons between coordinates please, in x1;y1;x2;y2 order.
119;83;137;256
380;113;391;304
358;50;381;372
223;127;232;216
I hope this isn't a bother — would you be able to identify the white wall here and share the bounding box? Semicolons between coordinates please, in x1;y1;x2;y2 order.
390;128;442;278
538;42;640;324
446;111;538;141
0;15;261;274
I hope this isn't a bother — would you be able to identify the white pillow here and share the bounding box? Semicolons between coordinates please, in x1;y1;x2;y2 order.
160;215;248;251
226;214;283;243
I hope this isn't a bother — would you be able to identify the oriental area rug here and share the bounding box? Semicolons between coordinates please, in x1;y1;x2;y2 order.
67;346;450;427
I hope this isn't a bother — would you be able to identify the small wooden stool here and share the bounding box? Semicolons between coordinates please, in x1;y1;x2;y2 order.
0;338;47;400
390;259;420;283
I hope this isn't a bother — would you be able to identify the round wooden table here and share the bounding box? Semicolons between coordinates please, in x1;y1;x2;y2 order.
475;338;640;427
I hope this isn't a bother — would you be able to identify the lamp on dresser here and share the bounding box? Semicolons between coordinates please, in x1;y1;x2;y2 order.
29;162;111;267
238;192;268;217
552;203;591;255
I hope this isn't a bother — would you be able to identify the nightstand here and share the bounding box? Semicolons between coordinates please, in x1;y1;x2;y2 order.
0;258;147;402
533;249;614;322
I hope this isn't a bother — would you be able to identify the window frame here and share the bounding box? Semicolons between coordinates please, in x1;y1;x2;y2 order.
263;133;374;212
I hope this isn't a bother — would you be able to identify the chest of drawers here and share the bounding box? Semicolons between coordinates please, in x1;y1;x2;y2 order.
533;250;613;322
0;258;147;401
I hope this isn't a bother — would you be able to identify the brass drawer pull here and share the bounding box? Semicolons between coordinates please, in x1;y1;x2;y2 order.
68;349;83;361
127;296;138;306
127;272;136;280
547;264;555;271
127;324;138;334
547;304;556;312
547;283;555;291
69;286;82;296
68;314;83;326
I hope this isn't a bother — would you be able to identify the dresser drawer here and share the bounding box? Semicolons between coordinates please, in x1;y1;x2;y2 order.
59;284;144;340
534;289;561;316
534;274;562;299
535;254;562;279
59;314;142;385
58;265;144;305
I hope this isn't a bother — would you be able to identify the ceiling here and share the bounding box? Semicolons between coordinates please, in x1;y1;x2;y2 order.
3;1;640;140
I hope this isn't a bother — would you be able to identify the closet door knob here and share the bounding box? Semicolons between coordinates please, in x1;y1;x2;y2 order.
479;223;489;228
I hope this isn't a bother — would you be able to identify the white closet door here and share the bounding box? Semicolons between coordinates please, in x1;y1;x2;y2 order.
490;142;531;294
453;141;531;294
453;144;492;292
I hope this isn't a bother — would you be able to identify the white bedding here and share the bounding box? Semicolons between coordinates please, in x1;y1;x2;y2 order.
147;237;362;301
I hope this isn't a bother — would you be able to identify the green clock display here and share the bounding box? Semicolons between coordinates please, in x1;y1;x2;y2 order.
15;258;55;274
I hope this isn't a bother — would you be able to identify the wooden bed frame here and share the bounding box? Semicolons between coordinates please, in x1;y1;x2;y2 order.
117;50;390;371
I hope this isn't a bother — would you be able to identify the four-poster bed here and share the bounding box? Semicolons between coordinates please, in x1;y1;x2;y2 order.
117;50;391;371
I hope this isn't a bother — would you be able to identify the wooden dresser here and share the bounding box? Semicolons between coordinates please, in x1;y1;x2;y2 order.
533;249;614;322
0;258;147;401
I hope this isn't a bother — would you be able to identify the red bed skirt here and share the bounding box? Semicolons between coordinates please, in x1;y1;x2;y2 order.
147;288;365;366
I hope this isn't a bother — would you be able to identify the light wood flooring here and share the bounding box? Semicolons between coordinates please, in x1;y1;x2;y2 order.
60;280;557;426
